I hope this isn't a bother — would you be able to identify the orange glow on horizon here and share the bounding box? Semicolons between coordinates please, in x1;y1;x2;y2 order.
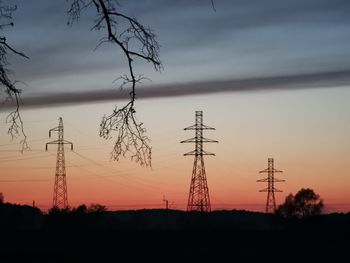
1;88;350;213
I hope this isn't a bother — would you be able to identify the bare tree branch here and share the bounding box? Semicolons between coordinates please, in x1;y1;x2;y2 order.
210;0;216;12
0;1;29;153
68;0;162;167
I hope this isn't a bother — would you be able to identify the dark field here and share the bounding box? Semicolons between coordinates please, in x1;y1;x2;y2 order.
1;203;349;262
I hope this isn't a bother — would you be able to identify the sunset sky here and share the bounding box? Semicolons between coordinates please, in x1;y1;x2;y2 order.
1;0;350;212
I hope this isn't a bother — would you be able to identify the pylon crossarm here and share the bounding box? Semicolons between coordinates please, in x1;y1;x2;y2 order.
181;138;218;144
273;178;285;182
184;124;197;130
184;150;215;156
184;124;215;130
46;140;60;145
259;188;282;192
46;142;57;150
46;140;73;145
46;141;74;151
201;124;215;130
259;168;269;173
257;178;269;182
202;137;218;143
184;150;196;156
272;187;283;192
181;137;196;143
202;150;215;155
259;188;269;192
62;140;74;150
48;127;59;137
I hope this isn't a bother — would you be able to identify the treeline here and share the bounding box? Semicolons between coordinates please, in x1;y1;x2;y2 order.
0;188;335;231
1;200;350;231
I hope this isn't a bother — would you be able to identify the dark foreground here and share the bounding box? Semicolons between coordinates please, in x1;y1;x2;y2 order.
1;203;349;262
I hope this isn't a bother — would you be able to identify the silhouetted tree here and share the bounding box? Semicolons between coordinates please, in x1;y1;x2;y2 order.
0;192;4;203
74;204;88;214
0;1;29;152
275;193;295;218
48;205;72;215
88;203;107;213
294;188;324;217
2;0;162;165
276;188;324;218
67;0;162;167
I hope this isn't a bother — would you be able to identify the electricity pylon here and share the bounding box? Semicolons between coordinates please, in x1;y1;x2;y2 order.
46;117;73;209
181;111;218;212
257;158;285;213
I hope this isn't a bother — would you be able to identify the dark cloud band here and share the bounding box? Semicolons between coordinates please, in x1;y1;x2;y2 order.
1;70;349;110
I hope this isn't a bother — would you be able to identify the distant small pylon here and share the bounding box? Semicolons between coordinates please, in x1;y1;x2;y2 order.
46;117;73;209
257;158;285;213
163;195;174;210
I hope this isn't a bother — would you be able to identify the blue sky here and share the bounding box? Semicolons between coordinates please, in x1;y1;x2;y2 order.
3;0;350;103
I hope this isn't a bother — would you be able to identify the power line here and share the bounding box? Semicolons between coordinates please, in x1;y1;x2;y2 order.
0;154;51;162
71;151;172;192
0;138;47;148
0;179;51;182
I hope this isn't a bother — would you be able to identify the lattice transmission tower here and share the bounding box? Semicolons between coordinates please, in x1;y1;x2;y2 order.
46;117;73;209
257;158;285;213
181;111;218;212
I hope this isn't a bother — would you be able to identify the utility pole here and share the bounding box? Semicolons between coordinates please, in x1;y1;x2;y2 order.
46;117;73;209
181;111;218;212
257;158;285;213
163;196;169;210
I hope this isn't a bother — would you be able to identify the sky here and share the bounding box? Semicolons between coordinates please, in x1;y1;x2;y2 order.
1;0;350;212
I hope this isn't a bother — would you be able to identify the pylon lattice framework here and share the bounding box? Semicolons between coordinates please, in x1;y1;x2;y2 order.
46;117;73;209
181;111;218;212
257;158;285;213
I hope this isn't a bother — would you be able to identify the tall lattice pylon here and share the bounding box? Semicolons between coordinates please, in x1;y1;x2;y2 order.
257;158;285;213
181;111;218;212
46;117;73;209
